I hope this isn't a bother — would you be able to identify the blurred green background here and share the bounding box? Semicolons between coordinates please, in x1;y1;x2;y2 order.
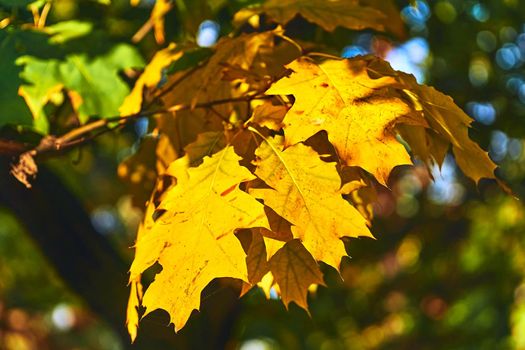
2;0;525;349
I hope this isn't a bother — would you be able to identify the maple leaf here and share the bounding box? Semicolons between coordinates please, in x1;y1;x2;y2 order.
129;146;269;331
365;57;497;183
403;84;496;182
266;57;419;185
234;0;392;33
241;230;324;311
245;229;271;286
249;135;372;269
126;278;143;342
269;239;325;310
398;124;449;168
18;43;144;125
0;28;54;131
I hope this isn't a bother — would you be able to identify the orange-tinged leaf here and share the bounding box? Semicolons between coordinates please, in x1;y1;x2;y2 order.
267;57;416;185
406;85;495;182
120;44;182;116
398;124;449;168
246;230;270;285
250;135;372;269
234;0;391;33
268;239;325;310
130;146;269;331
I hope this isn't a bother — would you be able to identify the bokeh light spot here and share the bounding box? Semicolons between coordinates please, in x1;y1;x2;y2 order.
197;20;220;47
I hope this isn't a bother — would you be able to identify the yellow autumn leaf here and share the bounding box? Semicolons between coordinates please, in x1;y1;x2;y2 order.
129;146;269;331
241;230;323;311
248;100;288;131
126;278;143;343
366;56;497;182
221;36;301;92
234;0;391;33
268;239;325;310
162;130;227;188
258;271;276;299
398;124;449;168
404;84;496;182
263;236;287;261
126;192;159;342
250;135;373;269
267;57;417;185
122;128;191;335
120;44;182;116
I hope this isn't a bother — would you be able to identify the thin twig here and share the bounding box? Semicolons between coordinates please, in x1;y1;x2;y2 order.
18;92;272;158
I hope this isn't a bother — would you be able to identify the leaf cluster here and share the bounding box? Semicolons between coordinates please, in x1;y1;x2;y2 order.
119;0;499;340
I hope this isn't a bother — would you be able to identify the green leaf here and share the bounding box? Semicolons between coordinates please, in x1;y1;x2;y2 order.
18;44;144;125
0;29;48;130
46;21;94;44
0;21;143;133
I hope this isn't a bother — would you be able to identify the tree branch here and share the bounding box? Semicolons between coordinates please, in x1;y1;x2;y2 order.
4;92;274;188
3;93;271;158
